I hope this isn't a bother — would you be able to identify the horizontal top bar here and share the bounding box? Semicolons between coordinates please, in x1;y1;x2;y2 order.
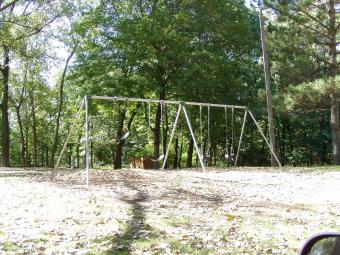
90;95;247;110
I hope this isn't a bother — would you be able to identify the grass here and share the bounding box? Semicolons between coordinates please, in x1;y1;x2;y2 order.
0;230;5;237
89;211;218;255
313;165;340;171
167;215;191;227
169;238;214;255
2;241;20;252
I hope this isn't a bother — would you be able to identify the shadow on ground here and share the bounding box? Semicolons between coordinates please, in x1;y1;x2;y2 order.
97;173;152;255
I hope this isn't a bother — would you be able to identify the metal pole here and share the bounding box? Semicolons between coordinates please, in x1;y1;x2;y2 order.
234;110;248;167
161;105;182;170
248;111;282;167
85;96;90;185
182;105;206;174
91;95;247;110
51;98;85;180
260;7;277;166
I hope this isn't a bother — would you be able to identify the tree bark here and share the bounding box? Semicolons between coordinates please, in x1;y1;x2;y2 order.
259;8;278;167
1;47;10;166
41;144;44;167
153;89;166;167
187;138;193;168
330;93;340;164
173;136;179;169
328;0;340;164
114;110;126;169
90;140;93;168
28;88;38;166
114;104;141;169
280;115;286;166
9;82;26;167
77;135;81;168
16;107;26;166
50;45;77;167
179;137;183;169
25;126;29;166
45;145;49;167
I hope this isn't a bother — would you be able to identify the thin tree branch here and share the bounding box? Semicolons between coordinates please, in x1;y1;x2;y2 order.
0;0;19;12
2;20;37;29
265;1;329;37
291;2;329;31
14;16;58;41
22;0;32;15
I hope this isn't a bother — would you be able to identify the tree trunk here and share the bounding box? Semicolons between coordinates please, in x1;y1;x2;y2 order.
328;0;340;165
153;90;166;167
114;104;141;169
50;45;77;167
163;105;169;169
1;47;10;166
187;138;193;168
91;140;94;168
153;105;161;159
45;145;49;167
25;126;29;166
114;110;126;169
28;88;38;166
259;8;277;167
179;137;183;169
286;117;294;156
10;83;26;167
173;136;179;169
41;144;44;167
330;94;340;164
280;115;286;166
16;108;26;166
77;135;81;168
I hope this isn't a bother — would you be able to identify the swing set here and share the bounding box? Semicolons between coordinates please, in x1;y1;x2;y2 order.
52;95;282;185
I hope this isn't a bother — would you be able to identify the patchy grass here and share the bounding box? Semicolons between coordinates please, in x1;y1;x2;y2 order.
2;241;20;252
1;167;340;254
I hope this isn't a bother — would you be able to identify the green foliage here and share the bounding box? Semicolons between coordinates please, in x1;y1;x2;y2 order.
0;0;337;167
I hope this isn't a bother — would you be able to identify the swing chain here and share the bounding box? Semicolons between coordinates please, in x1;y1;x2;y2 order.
147;100;151;144
225;106;228;153
231;106;234;155
199;104;203;154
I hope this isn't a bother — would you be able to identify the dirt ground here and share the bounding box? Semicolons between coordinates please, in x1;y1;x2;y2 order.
0;167;340;255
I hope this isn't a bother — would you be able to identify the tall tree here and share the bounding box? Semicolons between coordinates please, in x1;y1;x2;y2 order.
0;0;67;166
259;7;277;166
266;0;340;164
72;0;260;166
50;44;77;167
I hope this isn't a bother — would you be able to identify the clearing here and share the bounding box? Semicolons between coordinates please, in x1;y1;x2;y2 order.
0;167;340;255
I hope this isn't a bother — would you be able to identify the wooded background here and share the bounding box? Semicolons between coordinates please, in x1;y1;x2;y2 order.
0;0;339;168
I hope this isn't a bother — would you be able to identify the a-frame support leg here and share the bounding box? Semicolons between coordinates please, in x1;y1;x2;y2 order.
248;110;282;167
161;104;182;171
234;109;248;167
182;105;206;173
51;98;85;180
161;103;206;173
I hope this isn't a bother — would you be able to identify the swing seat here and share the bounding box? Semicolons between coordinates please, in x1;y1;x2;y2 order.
152;154;165;162
120;131;130;141
224;153;235;162
204;153;211;162
80;136;92;143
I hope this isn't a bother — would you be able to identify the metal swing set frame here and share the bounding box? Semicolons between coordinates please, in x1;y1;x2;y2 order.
52;95;282;185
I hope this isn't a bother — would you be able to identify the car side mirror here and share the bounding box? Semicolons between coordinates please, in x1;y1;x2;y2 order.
300;233;340;255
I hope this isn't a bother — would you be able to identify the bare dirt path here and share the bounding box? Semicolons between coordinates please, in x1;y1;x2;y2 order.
0;167;340;255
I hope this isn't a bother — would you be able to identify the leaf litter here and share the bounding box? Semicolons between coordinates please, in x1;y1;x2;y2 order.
0;167;339;254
